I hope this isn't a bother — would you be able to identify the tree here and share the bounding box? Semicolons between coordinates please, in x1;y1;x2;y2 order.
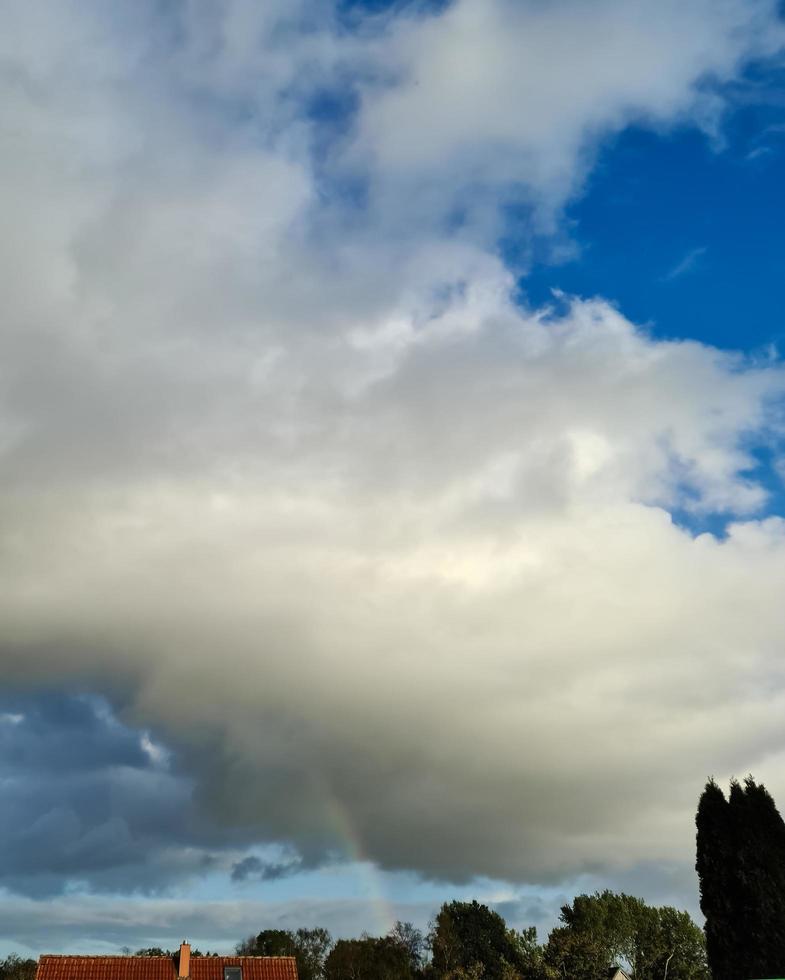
697;775;785;979
237;927;332;980
734;776;785;976
642;907;708;980
237;930;294;957
507;928;557;980
325;936;412;980
428;901;526;980
0;955;37;980
389;921;425;974
544;892;707;980
556;891;638;970
293;928;333;980
696;778;738;980
441;966;484;980
543;924;611;980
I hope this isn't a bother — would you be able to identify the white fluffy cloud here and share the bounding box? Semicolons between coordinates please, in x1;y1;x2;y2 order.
1;0;785;902
348;0;785;234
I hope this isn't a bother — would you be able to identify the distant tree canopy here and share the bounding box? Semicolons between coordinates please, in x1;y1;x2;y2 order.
389;921;425;974
507;926;555;980
229;893;703;980
0;954;36;980
324;936;412;980
696;775;785;980
237;928;332;980
0;889;709;980
132;949;213;958
544;891;707;980
428;900;530;980
0;893;710;980
237;931;294;958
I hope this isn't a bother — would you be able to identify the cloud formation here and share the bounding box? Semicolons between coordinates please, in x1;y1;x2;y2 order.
2;0;785;907
348;0;784;229
0;692;246;897
0;893;436;957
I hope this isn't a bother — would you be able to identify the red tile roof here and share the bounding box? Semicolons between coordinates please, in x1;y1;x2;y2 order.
36;957;298;980
192;959;297;980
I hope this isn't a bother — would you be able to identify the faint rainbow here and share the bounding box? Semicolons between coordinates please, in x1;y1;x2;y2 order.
319;787;398;937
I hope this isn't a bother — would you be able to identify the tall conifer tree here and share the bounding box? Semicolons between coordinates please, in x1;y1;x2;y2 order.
696;776;785;978
732;777;785;977
696;779;736;979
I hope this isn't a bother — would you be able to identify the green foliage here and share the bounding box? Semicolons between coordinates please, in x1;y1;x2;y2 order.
696;778;740;980
644;906;708;980
292;928;333;980
236;928;332;980
506;928;557;980
428;900;528;980
133;949;214;960
441;966;485;980
696;775;785;980
324;936;412;980
544;891;707;980
543;924;610;980
230;892;704;980
389;921;425;973
237;931;294;957
0;955;37;980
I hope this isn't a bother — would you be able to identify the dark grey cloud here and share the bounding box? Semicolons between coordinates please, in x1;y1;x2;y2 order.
230;857;265;883
0;691;147;772
230;856;304;883
0;692;242;897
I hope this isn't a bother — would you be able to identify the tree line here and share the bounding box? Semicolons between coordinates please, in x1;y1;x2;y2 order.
236;891;708;980
0;955;37;980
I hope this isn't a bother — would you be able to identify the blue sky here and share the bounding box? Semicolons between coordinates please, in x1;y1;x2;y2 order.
521;95;785;536
524;115;785;352
526;112;785;534
3;0;785;957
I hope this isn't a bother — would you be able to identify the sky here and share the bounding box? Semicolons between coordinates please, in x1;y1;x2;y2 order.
2;0;785;956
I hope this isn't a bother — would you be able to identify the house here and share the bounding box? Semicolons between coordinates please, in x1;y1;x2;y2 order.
36;944;297;980
607;970;631;980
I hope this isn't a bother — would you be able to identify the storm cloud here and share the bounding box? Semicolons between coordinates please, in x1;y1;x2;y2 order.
0;692;253;897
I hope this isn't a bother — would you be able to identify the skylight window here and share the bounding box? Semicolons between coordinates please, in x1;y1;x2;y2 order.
224;968;242;980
